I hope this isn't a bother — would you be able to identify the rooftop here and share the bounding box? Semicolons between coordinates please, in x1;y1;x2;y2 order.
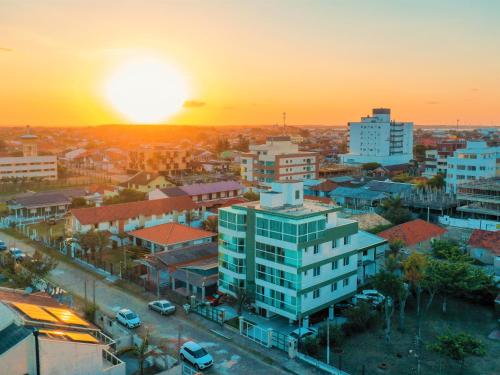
233;199;339;218
8;192;71;209
128;223;216;246
378;219;447;247
468;230;500;255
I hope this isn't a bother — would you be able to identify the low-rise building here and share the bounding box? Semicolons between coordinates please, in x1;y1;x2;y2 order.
7;192;71;224
120;171;173;193
218;181;386;323
0;289;124;375
468;229;500;276
378;219;447;251
330;187;387;210
148;181;243;202
455;178;499;221
240;136;319;186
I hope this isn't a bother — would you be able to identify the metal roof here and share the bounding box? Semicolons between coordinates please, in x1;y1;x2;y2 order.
0;323;32;355
364;180;414;195
330;187;387;201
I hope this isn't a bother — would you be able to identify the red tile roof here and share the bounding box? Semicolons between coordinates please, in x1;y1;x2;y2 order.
378;219;447;247
129;223;216;246
468;230;500;255
309;180;338;192
71;196;197;225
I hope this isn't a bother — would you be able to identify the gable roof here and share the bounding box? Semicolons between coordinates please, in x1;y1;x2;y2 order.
158;186;189;197
129;223;215;246
71;196;197;225
364;180;414;195
179;181;242;196
330;187;387;201
123;171;162;186
8;192;71;208
309;180;338;192
378;219;447;246
468;230;500;254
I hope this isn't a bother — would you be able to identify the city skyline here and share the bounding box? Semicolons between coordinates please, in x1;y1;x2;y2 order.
1;1;500;126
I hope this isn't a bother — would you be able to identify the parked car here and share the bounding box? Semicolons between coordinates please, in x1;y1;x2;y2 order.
179;341;213;371
206;291;226;306
9;247;26;262
116;308;141;328
148;299;176;315
288;327;318;340
0;240;7;251
334;302;354;316
362;289;385;305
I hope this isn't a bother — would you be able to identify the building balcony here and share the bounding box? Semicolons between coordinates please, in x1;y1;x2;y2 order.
102;349;126;374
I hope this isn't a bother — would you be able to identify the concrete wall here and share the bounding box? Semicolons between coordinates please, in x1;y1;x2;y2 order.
0;335;36;375
438;216;498;231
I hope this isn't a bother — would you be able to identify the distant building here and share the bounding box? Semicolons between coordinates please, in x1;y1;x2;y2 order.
240;136;319;186
423;139;466;178
120;171;173;192
468;229;500;276
455;178;500;221
127;146;193;176
218;181;387;323
0;289;124;375
340;108;413;166
445;141;499;193
7;192;71;224
148;180;243;202
0;127;57;181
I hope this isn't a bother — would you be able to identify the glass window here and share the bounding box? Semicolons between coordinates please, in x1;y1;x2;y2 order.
313;289;320;299
313;266;320;276
344;236;351;245
331;260;338;270
332;239;337;248
343;256;350;266
331;282;338;291
313;245;319;254
343;278;349;287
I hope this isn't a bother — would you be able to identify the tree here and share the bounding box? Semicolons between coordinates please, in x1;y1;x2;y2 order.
1;251;58;288
343;302;375;335
427;173;445;189
103;189;146;205
184;210;195;227
133;330;152;375
389;239;405;256
234;135;249;152
243;191;260;201
214;138;230;154
392;173;413;183
70;197;90;208
427;331;485;371
413;144;427;162
431;239;471;262
234;287;252;315
202;216;218;233
381;196;412;224
373;271;405;343
77;230;109;265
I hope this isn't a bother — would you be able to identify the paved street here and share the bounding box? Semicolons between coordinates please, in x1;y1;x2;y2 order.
0;231;313;375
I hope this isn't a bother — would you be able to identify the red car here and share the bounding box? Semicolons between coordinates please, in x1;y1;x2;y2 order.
206;291;226;306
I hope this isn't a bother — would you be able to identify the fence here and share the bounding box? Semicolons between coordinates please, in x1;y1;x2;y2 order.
239;317;271;347
191;303;226;325
181;363;202;375
296;352;349;375
271;329;289;351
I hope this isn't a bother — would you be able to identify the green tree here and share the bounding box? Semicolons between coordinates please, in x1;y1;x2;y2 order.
431;239;471;262
427;173;445;189
343;301;375;335
427;331;485;371
214;137;230;154
134;330;152;375
70;197;89;208
381;196;412;224
104;189;146;205
1;251;58;288
373;271;404;343
234;135;249;152
202;216;218;233
243;191;260;201
413;144;427;161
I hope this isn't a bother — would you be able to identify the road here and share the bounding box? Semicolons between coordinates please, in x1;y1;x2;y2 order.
0;231;295;375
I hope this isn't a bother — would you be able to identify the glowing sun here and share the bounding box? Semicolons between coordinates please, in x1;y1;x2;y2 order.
105;57;188;123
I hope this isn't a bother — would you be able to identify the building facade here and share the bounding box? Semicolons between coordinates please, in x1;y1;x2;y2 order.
445;141;499;193
240;136;319;186
423;139;466;178
340;108;413;166
218;181;386;323
128;146;193;176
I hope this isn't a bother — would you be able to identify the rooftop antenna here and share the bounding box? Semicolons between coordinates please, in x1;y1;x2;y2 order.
283;112;287;135
456;119;459;132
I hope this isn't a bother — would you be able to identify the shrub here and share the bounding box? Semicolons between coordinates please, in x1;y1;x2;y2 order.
301;336;321;357
343;302;376;335
318;324;345;348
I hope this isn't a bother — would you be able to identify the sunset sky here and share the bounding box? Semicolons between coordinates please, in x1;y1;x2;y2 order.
1;0;499;126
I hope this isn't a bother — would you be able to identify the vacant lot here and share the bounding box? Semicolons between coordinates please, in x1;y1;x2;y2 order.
333;296;499;375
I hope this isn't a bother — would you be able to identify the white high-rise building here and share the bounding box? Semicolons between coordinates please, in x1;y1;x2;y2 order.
445;141;499;193
340;108;413;166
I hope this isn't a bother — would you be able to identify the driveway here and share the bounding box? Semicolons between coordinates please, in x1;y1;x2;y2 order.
0;231;298;375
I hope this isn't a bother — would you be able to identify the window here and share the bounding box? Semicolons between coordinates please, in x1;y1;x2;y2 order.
362;250;368;256
313;245;319;254
331;282;338;291
313;289;320;299
304;270;308;276
343;256;350;266
344;236;351;245
332;239;337;248
303;293;308;299
295;190;301;199
343;278;349;287
331;260;338;270
313;266;321;277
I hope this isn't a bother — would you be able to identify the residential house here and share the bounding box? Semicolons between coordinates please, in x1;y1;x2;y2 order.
363;180;414;198
0;289;124;375
7;192;71;224
304;180;338;198
330;187;387;210
120;171;173;193
468;229;500;276
378;219;447;251
148;181;243;202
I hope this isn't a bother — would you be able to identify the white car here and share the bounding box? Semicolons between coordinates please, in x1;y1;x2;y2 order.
362;289;385;305
288;327;318;340
179;341;213;371
116;308;141;328
9;247;26;261
148;299;176;315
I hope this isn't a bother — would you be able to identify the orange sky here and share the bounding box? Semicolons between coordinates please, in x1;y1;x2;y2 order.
1;1;499;126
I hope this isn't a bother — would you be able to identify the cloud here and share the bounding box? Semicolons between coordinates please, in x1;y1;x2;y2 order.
0;47;13;52
183;100;206;108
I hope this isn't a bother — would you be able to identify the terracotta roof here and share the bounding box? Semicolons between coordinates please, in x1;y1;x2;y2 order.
309;180;338;192
468;230;500;255
129;223;216;246
378;219;447;247
71;196;197;225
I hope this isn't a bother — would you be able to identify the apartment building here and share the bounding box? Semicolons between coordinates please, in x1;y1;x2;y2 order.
218;181;386;323
423;139;466;178
0;289;124;375
456;178;499;220
445;141;499;193
0;129;57;181
340;108;413;166
240;136;319;186
128;146;193;176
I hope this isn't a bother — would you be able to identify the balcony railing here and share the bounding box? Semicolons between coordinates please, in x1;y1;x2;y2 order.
102;349;124;373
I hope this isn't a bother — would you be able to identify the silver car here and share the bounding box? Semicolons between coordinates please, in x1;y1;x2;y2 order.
148;299;176;315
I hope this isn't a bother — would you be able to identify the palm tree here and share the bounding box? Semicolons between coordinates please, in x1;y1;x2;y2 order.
202;216;218;233
133;330;151;375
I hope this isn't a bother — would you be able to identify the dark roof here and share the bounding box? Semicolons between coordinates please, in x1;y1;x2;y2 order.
364;180;414;195
0;323;32;355
158;187;189;197
9;192;71;208
330;187;387;201
153;242;218;268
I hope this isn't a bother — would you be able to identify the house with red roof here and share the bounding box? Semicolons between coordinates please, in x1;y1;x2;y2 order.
378;219;447;250
67;196;200;248
128;222;216;253
468;230;500;276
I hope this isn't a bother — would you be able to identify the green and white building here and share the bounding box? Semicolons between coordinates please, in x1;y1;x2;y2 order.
218;181;387;322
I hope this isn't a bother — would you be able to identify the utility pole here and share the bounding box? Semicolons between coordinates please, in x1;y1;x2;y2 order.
92;279;96;310
326;317;330;365
84;279;87;310
283;112;287;134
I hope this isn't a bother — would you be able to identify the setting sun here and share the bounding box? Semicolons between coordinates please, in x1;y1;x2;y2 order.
104;57;188;124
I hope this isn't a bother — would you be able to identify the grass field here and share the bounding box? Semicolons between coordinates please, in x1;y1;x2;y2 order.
329;296;499;375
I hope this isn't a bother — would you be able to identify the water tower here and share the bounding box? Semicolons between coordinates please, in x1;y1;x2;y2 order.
20;125;38;157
